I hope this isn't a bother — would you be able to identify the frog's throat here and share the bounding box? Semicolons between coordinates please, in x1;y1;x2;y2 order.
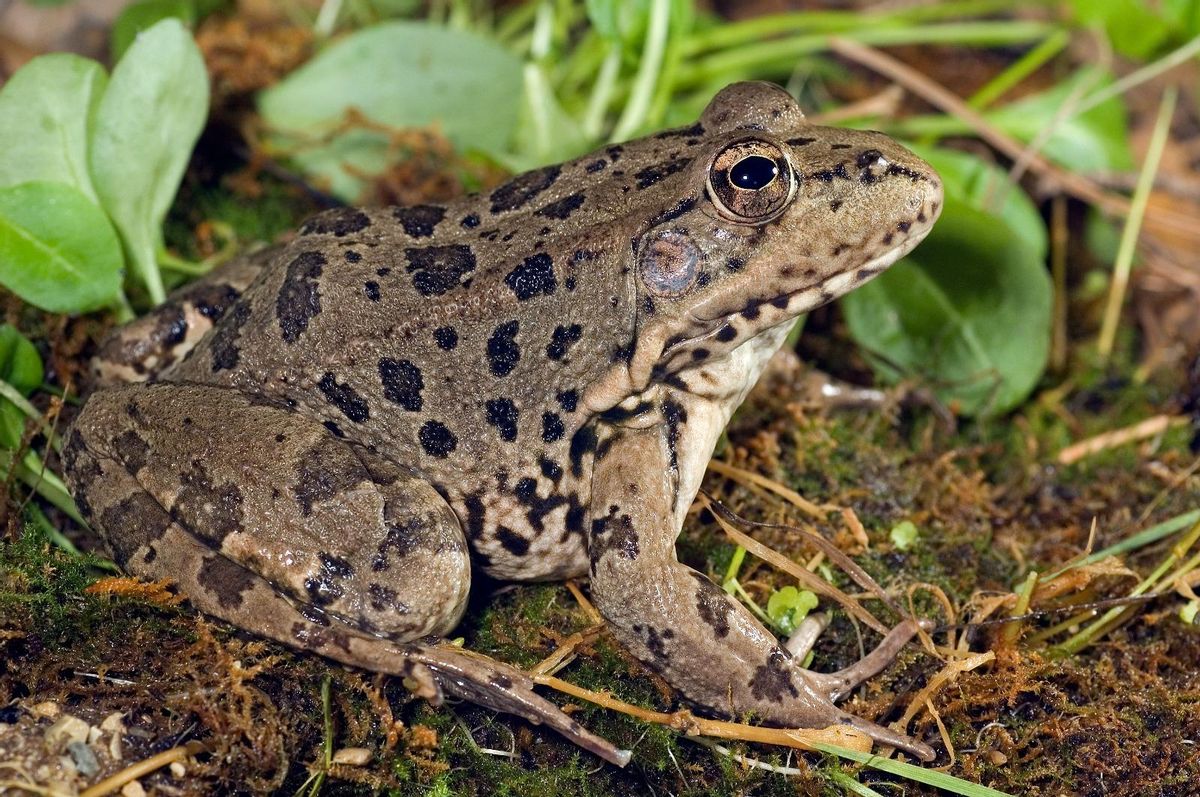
580;235;920;415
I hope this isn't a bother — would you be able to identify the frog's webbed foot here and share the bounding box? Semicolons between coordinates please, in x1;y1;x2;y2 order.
407;644;631;766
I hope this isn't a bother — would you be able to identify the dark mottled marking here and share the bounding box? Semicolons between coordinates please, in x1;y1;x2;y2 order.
715;324;737;343
811;163;850;182
98;492;172;565
485;398;520;442
634;157;692;189
585;159;607;173
318;373;370;422
569;426;597;477
404;244;477;297
504;253;557;301
642;296;655;315
662;399;686;471
641;625;674;662
590;506;640;566
769;295;789;309
831;142;852;150
829;200;843;213
490;673;514;689
542;412;565;443
300;207;371;237
557;389;578;412
304;551;354;607
419;420;457;458
534;192;585;220
368;582;411;614
540;457;563;480
726;257;744;272
693;574;732;638
378;358;423;412
294;439;365;515
495;526;530;556
882;232;894;246
189;283;240;320
563;276;577;292
433;326;458;350
897;220;912;233
372;517;425;571
211;302;252;372
546;324;582;361
172;459;245;542
489;165;561;213
460;213;480;229
198;555;258;610
376;266;390;276
646;195;697;229
742;300;762;320
886;163;925;181
607;144;623;161
345;250;362;263
486;320;521;377
787;136;816;146
691;348;709;361
696;272;711;288
392;204;445;238
463;493;486;539
276;251;325;343
611;340;635;364
113;429;149;475
323;420;345;438
917;211;927;223
749;650;800;702
363;281;381;302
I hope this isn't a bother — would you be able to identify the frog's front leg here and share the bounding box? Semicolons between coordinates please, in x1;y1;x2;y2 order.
587;423;935;761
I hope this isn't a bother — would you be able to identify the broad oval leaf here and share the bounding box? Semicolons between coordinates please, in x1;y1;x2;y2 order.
842;196;1052;417
259;21;522;201
0;53;108;202
89;18;209;305
0;181;124;314
0;324;44;450
110;0;197;61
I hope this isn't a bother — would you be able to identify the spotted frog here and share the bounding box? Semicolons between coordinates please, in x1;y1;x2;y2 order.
64;82;943;765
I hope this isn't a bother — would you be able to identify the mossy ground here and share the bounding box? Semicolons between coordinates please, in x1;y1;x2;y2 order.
2;59;1199;797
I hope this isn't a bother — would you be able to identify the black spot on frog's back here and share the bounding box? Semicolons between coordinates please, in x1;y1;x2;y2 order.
485;398;520;442
419;420;457;458
318;373;370;423
748;650;800;703
112;429;150;475
276;251;325;344
171;460;245;543
404;245;477;297
210;301;253;371
99;491;172;565
533;192;585;220
378;358;423;412
486;320;521;377
504;254;557;301
392;204;445;238
489;165;561;213
300;207;371;237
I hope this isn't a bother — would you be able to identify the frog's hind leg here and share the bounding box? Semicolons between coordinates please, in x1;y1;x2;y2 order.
63;383;629;766
92;247;278;386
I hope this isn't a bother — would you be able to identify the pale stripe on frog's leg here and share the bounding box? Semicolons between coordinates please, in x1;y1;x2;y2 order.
92;246;279;386
586;421;935;762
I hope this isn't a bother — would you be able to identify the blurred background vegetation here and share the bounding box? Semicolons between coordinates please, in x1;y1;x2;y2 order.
0;1;1198;795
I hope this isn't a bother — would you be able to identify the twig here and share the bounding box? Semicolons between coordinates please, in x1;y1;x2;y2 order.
79;741;206;797
1056;414;1188;465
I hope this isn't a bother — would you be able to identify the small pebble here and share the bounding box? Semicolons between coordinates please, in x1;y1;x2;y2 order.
331;747;373;766
30;701;60;718
45;715;89;752
170;761;187;778
121;780;146;797
67;739;100;777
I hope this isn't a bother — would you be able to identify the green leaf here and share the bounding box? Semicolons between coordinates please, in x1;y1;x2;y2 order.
987;69;1133;173
258;21;522;202
842;196;1052;416
1070;0;1174;58
111;0;198;61
89;18;210;305
0;325;44;450
0;53;108;202
0;182;124;314
766;585;818;636
889;520;920;551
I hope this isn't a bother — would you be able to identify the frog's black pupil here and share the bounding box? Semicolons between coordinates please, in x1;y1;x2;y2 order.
730;155;778;190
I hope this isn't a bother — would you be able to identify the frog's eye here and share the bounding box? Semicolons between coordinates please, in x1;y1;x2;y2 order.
707;140;794;223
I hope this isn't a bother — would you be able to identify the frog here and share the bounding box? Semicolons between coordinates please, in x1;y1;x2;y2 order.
63;81;943;766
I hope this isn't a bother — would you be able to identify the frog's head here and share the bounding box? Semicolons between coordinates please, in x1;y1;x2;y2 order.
592;81;942;410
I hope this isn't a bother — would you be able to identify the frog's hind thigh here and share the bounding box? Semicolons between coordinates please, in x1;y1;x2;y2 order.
63;382;471;641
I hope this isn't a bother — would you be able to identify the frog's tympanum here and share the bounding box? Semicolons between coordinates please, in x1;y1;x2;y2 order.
64;82;943;765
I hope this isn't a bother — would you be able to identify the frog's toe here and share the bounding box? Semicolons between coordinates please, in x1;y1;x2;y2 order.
803;616;931;702
411;645;632;767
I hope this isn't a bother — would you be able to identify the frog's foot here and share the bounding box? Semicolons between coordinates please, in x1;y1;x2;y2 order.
407;644;631;766
788;615;934;702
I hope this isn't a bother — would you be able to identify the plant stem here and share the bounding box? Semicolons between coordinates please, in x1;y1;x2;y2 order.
611;0;671;141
